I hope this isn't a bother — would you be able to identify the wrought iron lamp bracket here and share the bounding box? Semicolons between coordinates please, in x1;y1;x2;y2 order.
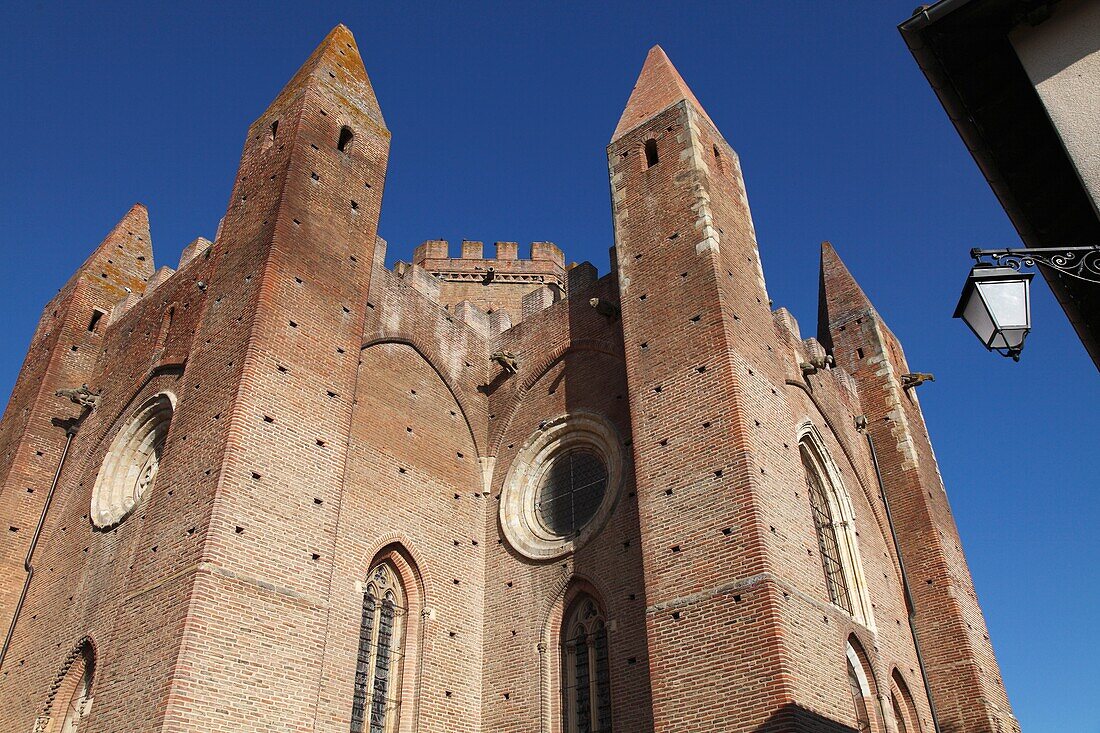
970;246;1100;284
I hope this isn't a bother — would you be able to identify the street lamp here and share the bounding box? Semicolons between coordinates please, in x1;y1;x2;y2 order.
954;265;1033;361
954;246;1100;361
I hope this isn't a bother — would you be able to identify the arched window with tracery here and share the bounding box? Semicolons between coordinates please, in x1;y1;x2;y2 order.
350;561;407;733
846;638;876;733
561;594;612;733
799;430;873;625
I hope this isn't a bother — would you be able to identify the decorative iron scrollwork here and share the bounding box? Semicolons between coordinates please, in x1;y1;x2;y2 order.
971;246;1100;284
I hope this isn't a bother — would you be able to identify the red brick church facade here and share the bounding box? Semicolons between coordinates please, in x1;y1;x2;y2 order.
0;25;1016;733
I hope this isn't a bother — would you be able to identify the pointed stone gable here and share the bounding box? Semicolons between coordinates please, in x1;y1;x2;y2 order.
818;240;876;346
266;24;386;133
612;45;717;140
71;203;155;299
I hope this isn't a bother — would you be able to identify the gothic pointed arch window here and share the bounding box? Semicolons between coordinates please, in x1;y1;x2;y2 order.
846;638;876;733
890;669;922;733
561;594;612;733
350;561;407;733
46;640;94;733
799;428;873;626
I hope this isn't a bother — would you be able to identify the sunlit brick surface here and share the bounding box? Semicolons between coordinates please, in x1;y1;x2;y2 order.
0;29;1015;733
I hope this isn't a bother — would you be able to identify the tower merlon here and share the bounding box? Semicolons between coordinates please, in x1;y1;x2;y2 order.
179;237;213;270
461;240;484;259
530;241;564;267
148;266;176;292
411;239;567;279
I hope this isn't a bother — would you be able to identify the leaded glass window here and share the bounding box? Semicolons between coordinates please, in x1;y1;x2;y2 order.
535;448;608;537
802;447;854;614
351;562;406;733
562;595;612;733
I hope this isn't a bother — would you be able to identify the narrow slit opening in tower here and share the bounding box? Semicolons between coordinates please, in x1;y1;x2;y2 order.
87;309;105;333
270;120;278;141
644;139;659;168
338;126;354;153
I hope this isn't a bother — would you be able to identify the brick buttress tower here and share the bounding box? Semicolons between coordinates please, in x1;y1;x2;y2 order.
0;25;392;732
819;242;1018;733
609;46;1015;732
610;46;805;730
0;204;153;639
152;24;392;730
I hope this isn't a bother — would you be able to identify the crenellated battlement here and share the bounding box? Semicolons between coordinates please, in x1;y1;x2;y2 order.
399;239;569;326
412;239;566;275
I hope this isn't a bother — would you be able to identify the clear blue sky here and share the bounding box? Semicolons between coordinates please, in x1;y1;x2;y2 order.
0;2;1095;730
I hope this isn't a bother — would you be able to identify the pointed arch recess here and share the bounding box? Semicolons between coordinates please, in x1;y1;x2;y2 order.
537;573;614;733
890;668;923;733
785;380;905;588
846;635;882;733
41;636;96;729
360;335;482;458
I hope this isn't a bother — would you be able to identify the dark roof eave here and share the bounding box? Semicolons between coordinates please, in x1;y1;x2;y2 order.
898;0;1100;370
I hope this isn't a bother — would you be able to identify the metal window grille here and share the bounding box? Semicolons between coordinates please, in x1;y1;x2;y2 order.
369;599;395;733
574;631;591;733
803;452;853;614
351;564;406;733
535;449;608;536
593;623;612;730
350;595;376;732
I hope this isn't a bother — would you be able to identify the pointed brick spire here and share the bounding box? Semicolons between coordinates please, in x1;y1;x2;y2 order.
268;24;385;131
613;45;717;140
73;203;155;299
818;241;875;348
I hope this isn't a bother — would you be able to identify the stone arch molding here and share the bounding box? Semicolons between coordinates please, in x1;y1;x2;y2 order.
90;391;176;528
37;637;96;733
797;420;875;629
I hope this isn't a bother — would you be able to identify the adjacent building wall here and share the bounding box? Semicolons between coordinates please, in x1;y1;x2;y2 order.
1011;0;1100;217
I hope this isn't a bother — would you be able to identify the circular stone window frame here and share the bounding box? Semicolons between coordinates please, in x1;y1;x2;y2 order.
90;391;176;529
499;411;625;561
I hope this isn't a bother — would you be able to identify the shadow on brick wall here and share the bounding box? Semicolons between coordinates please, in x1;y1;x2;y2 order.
755;702;863;733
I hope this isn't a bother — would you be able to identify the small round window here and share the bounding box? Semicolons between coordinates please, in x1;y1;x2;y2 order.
90;392;175;528
499;412;625;560
535;448;608;536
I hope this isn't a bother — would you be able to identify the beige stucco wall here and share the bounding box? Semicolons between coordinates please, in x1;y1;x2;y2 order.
1011;0;1100;218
